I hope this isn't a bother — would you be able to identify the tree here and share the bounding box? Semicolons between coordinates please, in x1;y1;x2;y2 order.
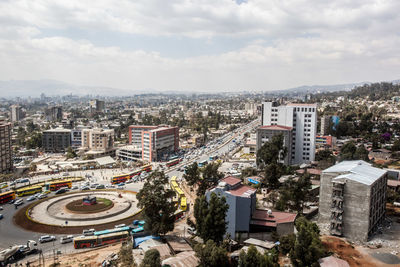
289;217;326;267
264;163;282;190
137;170;176;236
26;132;42;149
279;233;296;255
354;145;369;161
195;240;229;267
140;249;161;267
275;174;311;212
118;241;137;267
66;146;77;159
256;134;287;168
339;142;357;161
194;193;229;243
392;139;400;152
197;162;224;196
239;245;279;267
240;167;258;179
183;162;201;186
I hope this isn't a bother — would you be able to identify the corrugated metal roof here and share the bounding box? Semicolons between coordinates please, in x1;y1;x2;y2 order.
323;160;386;185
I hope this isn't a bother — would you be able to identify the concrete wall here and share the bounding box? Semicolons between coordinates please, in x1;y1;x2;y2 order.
318;172;337;223
276;222;295;236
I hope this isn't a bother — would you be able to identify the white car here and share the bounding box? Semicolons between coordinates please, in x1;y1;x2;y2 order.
39;235;56;243
60;235;74;244
82;229;95;236
114;224;126;228
14;199;24;206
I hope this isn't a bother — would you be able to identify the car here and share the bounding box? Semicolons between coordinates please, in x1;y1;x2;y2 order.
39;235;56;243
71;186;79;190
14;199;24;206
95;184;105;189
38;194;48;199
117;183;125;187
114;224;126;228
9;199;15;204
90;183;99;189
26;196;36;202
43;190;51;195
117;185;125;190
126;179;133;184
0;206;3;210
55;188;68;195
82;229;95;236
0;183;8;189
0;214;3;220
60;235;74;244
105;184;115;189
81;186;90;191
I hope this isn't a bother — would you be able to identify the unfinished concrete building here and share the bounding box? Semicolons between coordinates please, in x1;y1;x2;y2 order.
319;160;387;242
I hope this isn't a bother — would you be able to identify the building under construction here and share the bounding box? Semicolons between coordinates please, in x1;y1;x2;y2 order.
319;160;387;242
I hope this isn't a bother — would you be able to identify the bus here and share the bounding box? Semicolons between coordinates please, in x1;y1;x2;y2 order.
180;196;187;211
73;231;130;249
111;173;131;184
198;160;208;167
16;186;42;197
94;226;131;236
0;190;16;204
166;158;181;168
45;180;72;191
142;164;152;172
112;169;142;184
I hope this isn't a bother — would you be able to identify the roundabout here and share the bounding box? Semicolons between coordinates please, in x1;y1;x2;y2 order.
28;191;140;226
13;190;143;234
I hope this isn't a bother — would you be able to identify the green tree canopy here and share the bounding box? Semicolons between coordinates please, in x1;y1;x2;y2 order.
183;162;201;186
256;134;287;168
140;249;161;267
137;170;176;236
239;245;279;267
194;193;229;243
289;217;326;267
195;240;229;267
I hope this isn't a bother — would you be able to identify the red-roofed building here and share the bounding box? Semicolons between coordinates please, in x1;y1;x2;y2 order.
250;210;297;235
207;176;297;239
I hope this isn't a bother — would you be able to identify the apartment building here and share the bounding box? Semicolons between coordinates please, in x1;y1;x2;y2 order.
42;128;71;152
0;119;13;173
81;128;114;151
256;125;293;165
261;102;317;165
89;99;105;113
129;125;179;162
44;106;63;121
10;105;24;122
319;160;387;241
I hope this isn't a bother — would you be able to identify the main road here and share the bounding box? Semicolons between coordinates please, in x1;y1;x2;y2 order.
0;118;259;263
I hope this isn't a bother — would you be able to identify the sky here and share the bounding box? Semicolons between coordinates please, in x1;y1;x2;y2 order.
1;0;400;93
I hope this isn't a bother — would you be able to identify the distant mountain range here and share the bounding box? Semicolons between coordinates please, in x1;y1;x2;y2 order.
1;78;399;98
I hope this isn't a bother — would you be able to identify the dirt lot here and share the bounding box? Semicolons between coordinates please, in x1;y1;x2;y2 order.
27;243;122;266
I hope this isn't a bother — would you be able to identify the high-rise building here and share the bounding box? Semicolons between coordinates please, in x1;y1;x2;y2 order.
321;115;331;136
0;119;13;173
89;100;105;113
42;128;71;152
319;160;387;242
261;102;317;164
128;125;179;162
44;106;63;121
10;105;24;122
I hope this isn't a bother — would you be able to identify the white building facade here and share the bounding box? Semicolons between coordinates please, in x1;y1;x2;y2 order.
261;102;317;165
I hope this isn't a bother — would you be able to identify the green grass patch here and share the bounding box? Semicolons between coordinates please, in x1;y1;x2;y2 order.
97;198;113;207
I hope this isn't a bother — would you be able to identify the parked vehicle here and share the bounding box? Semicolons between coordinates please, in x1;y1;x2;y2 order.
39;235;56;243
71;186;79;190
37;194;47;199
114;224;126;228
60;235;74;244
80;186;90;191
0;214;3;220
95;185;105;189
82;229;95;236
26;196;36;202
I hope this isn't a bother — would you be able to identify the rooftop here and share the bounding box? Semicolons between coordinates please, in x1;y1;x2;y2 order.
258;125;293;131
323;160;386;185
222;176;242;186
228;184;256;198
251;209;297;227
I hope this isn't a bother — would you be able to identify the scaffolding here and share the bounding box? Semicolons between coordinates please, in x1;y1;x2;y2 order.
330;181;345;236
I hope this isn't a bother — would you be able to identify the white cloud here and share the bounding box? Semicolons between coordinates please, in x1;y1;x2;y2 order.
0;0;400;92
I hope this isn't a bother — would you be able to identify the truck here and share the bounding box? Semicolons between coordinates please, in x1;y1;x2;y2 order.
0;240;38;266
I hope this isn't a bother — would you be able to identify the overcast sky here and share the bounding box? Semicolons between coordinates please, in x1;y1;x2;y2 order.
1;0;399;93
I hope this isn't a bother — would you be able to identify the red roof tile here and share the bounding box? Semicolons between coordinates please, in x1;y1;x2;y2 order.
258;125;293;131
228;185;256;198
251;209;297;227
222;176;242;186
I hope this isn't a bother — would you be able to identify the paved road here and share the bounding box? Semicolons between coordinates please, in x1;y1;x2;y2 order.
0;119;259;264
